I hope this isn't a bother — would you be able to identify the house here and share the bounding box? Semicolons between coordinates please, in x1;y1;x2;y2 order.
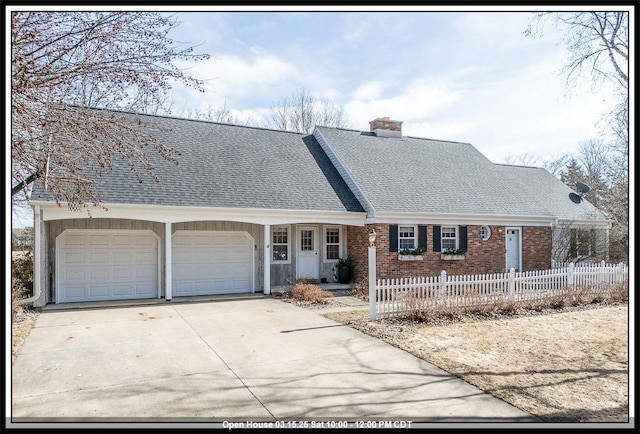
28;111;611;306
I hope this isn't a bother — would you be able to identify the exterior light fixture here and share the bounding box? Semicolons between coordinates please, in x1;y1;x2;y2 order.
368;229;377;246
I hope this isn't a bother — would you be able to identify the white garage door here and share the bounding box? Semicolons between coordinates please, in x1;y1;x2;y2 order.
172;231;253;296
56;230;159;304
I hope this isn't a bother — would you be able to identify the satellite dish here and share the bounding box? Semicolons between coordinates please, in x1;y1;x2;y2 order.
576;182;590;195
569;181;590;204
569;192;583;204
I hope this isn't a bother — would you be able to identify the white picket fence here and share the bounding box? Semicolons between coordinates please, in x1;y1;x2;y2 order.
375;262;628;318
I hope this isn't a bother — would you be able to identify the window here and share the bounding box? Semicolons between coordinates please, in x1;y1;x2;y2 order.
399;226;416;250
325;227;341;261
272;226;290;263
480;226;491;241
441;226;458;251
570;228;595;259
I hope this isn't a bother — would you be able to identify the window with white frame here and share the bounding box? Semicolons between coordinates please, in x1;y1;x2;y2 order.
570;228;595;259
272;226;290;262
480;226;491;241
325;226;341;261
441;226;458;251
399;226;417;250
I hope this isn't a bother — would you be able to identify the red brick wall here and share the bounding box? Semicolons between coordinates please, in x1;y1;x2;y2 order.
522;226;552;271
347;224;552;285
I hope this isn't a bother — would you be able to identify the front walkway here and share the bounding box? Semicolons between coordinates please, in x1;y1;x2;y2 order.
12;297;537;423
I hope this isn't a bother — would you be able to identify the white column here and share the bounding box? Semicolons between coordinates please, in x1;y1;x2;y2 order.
368;244;377;321
264;224;271;295
165;222;172;301
33;205;42;306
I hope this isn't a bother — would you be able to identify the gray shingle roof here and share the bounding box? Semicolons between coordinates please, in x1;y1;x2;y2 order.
30;111;365;213
315;126;609;222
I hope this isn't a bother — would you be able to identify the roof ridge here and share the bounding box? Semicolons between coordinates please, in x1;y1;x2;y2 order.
317;125;472;145
495;163;544;169
70;105;306;136
404;135;471;145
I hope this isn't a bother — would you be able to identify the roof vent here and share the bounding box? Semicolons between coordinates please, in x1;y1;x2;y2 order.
369;117;402;138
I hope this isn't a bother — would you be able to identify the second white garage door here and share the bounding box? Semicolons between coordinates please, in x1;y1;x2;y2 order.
172;231;254;296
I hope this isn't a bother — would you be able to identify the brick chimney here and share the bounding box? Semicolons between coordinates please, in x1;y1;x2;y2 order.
369;117;402;138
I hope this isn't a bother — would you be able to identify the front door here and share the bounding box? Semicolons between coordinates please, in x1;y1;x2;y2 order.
297;226;318;279
505;227;522;272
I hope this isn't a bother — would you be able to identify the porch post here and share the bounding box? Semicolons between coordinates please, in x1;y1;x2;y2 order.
264;224;271;295
368;229;377;321
33;205;43;306
165;222;172;301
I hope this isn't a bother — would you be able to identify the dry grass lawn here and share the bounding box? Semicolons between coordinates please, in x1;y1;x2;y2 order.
323;304;629;422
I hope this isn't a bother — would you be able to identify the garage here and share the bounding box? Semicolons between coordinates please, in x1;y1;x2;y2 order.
172;230;254;296
56;229;159;304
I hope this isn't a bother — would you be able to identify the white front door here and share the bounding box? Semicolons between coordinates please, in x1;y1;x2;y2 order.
505;228;522;272
297;226;318;279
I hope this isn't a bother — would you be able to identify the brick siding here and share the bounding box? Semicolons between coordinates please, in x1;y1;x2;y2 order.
347;224;552;285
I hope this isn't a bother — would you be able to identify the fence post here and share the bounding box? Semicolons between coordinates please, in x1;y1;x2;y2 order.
567;262;575;299
616;262;624;283
508;268;516;302
439;270;447;307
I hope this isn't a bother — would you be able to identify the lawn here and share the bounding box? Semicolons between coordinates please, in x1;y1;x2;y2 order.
323;303;629;422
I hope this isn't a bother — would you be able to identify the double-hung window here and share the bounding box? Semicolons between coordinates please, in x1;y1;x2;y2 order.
324;226;341;261
570;228;595;259
441;226;458;251
399;226;417;250
272;226;290;263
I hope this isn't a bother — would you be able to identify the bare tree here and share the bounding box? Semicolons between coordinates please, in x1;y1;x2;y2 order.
552;221;609;265
11;12;210;206
503;153;571;178
267;87;350;133
526;12;628;91
181;102;240;124
526;11;629;264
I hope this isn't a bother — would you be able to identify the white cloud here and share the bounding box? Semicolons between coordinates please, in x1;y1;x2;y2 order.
346;79;463;131
352;81;384;101
171;52;298;111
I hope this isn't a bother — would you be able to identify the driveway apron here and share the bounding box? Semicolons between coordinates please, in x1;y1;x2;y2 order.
12;298;537;422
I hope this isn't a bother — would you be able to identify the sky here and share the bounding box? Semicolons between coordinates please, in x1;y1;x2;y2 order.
9;5;629;228
164;7;622;164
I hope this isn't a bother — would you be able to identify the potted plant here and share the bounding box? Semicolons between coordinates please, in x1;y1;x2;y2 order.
335;257;353;284
441;248;466;260
398;247;425;261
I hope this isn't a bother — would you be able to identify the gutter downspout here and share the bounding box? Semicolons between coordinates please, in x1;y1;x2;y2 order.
14;205;42;306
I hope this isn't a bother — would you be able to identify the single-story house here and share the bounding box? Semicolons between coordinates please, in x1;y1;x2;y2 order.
28;111;611;305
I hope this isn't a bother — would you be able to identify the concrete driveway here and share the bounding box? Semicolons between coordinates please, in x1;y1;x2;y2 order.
12;297;537;422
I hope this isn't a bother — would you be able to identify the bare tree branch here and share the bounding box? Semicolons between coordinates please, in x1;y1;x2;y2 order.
11;12;210;205
267;87;350;133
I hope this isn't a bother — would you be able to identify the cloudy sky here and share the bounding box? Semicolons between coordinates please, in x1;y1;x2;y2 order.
164;6;621;164
10;5;628;228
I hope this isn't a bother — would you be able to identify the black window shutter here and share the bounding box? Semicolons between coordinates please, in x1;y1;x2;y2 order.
459;226;468;251
389;225;398;252
418;225;427;250
433;225;441;252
